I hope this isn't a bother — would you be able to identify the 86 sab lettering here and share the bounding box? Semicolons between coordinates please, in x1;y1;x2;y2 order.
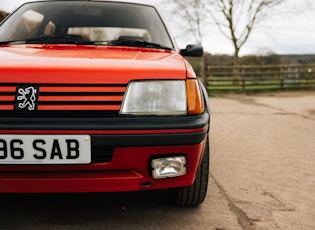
0;139;80;160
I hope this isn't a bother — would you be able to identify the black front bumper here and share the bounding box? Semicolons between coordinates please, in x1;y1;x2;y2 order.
0;112;210;163
0;112;209;131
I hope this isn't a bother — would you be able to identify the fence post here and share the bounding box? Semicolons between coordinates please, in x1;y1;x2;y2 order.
241;66;246;92
201;55;208;89
280;66;284;90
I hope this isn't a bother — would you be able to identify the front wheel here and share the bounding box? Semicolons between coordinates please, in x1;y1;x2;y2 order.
169;139;209;207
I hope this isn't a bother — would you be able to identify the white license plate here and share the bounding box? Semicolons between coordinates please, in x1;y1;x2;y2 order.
0;135;91;164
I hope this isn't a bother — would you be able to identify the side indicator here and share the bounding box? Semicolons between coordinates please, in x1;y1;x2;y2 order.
186;80;205;114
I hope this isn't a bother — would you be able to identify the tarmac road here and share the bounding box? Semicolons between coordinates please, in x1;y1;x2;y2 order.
0;179;241;230
0;91;314;230
210;91;315;229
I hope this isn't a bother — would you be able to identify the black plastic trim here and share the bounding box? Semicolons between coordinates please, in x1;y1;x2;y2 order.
91;131;207;147
0;112;209;131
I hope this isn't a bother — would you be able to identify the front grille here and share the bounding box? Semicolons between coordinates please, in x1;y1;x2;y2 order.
0;84;126;116
0;84;123;163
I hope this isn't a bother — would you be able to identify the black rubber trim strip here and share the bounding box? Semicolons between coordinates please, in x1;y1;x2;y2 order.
91;131;208;147
0;112;209;131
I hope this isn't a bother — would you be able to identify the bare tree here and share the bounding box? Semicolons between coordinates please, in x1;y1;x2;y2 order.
168;0;311;82
207;0;289;67
165;0;209;86
171;0;311;66
169;0;205;44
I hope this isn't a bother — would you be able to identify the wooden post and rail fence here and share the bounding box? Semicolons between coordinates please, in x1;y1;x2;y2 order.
201;64;315;93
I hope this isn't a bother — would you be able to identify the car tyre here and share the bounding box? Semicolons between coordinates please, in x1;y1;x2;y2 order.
170;138;209;207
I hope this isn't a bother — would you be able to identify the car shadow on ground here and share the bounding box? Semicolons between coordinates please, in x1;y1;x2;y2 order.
0;190;198;229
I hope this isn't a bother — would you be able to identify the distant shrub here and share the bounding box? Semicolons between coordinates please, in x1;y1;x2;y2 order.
0;10;9;23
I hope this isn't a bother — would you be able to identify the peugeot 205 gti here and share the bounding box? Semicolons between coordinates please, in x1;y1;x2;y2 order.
0;0;210;206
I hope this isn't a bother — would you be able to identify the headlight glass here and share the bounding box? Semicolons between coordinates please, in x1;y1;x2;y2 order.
120;80;187;115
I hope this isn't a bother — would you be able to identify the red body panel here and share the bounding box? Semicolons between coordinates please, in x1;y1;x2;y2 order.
0;141;207;193
0;45;188;84
0;45;208;193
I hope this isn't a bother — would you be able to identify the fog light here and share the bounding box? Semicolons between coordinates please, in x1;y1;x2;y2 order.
151;156;187;179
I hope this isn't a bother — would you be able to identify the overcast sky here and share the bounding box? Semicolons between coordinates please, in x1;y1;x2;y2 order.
1;0;315;56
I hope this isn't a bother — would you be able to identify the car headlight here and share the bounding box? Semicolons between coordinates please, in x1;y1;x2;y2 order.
120;80;187;115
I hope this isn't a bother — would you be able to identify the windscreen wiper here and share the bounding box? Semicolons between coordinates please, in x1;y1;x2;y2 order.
97;39;173;50
0;36;173;50
0;35;92;45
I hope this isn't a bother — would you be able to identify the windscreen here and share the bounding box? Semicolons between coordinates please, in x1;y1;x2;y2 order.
0;1;174;49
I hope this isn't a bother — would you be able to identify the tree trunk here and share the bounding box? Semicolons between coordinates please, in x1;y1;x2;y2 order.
232;49;240;85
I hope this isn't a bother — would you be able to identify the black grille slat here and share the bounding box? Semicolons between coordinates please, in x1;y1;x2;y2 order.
38;101;122;105
0;111;119;118
39;92;124;96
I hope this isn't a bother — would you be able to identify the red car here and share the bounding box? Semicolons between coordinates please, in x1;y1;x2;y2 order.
0;0;210;206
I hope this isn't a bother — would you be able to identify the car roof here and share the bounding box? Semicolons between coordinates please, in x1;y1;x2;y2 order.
21;0;156;7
